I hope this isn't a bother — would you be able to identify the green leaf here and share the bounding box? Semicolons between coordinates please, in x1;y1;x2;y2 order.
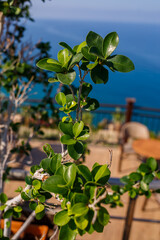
73;121;84;138
72;193;88;204
35;209;45;220
0;204;7;211
94;165;110;184
103;32;119;58
84;98;99;111
75;215;89;230
4;209;13;219
0;193;8;204
6;221;10;228
71;203;89;217
35;204;45;214
54;210;70;226
77;165;92;181
48;78;59;83
81;46;97;62
61;134;76;145
59;224;77;240
98;207;110;226
129;172;142;181
42;175;67;194
13;206;22;213
59;122;73;136
106;55;135;72
143;173;154;184
69;53;83;68
87;62;98;70
86;31;103;57
38;195;46;203
68;141;84;160
146;157;158;171
55;92;66;106
139;163;151;173
29;201;37;211
36;58;62;72
64;164;77;188
81;83;92;98
77;132;90;141
90;65;108;84
58;49;71;68
140;181;149;191
21;192;30;201
40;158;51;170
25;176;32;185
59;42;75;55
129;189;137;199
93;218;104;233
49;154;62;174
57;71;76;85
32;180;42;190
76;41;86;53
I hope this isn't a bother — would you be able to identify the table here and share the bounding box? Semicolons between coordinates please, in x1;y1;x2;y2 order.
132;139;160;160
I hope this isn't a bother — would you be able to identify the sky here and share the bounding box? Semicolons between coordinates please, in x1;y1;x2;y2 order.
31;0;160;24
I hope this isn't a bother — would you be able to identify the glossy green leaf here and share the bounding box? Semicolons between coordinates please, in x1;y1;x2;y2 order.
57;71;76;85
94;165;110;184
139;163;151;173
84;98;99;111
75;215;89;230
29;201;37;211
64;164;77;187
21;192;30;201
143;173;154;184
72;193;88;204
73;121;84;138
103;32;119;58
71;203;89;216
146;157;158;171
89;47;104;59
87;62;98;70
129;189;137;199
59;122;73;136
13;206;22;213
61;134;76;145
25;176;32;185
69;53;83;68
90;65;108;84
54;210;70;226
35;210;45;220
129;172;142;181
81;82;92;98
49;154;62;174
77;165;92;181
98;207;110;226
32;180;41;190
140;181;149;191
59;42;75;55
68;142;84;160
42;175;67;194
40;158;51;170
4;209;13;219
55;165;67;176
58;49;71;68
106;55;135;72
36;58;62;72
48;78;59;83
55;92;66;106
86;31;103;57
81;46;97;62
77;132;90;141
59;224;77;240
77;41;86;53
0;193;8;204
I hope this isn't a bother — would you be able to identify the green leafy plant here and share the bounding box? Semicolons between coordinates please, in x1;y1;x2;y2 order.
0;30;159;240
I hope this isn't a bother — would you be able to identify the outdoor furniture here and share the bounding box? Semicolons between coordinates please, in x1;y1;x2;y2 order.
133;138;160;210
132;139;160;160
118;122;150;171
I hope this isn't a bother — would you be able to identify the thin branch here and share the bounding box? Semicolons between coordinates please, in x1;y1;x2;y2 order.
107;149;113;169
69;85;75;101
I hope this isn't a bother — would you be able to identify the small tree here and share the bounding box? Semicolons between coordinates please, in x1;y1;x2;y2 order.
0;30;160;240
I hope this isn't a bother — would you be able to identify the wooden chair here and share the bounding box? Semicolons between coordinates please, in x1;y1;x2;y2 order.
118;122;150;171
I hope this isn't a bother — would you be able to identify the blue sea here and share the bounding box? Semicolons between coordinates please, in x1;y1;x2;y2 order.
25;19;160;109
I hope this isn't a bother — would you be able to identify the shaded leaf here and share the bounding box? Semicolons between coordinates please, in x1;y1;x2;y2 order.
68;141;84;160
59;224;77;240
61;134;76;145
57;71;76;85
90;65;108;84
106;55;135;72
146;157;158;171
86;31;103;57
36;58;62;72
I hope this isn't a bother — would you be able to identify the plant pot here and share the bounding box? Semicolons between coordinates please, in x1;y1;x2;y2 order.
1;219;49;240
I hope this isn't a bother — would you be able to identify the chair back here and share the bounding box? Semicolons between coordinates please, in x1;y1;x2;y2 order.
120;122;150;142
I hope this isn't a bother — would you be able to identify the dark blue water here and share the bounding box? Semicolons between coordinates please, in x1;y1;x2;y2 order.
25;19;160;108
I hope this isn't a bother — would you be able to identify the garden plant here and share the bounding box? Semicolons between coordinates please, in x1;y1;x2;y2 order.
0;28;160;240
